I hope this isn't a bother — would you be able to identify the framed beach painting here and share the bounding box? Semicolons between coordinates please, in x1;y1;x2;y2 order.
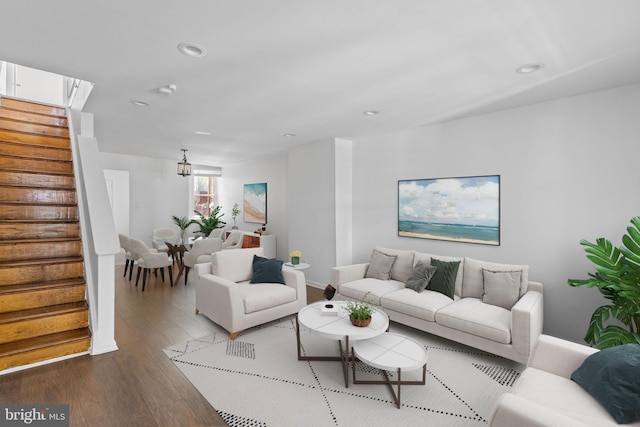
398;175;500;246
243;183;267;224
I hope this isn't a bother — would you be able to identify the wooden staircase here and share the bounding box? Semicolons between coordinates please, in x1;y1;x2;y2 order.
0;96;91;371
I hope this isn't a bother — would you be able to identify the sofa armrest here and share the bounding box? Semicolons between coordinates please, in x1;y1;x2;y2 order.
331;263;369;288
511;287;544;361
489;393;589;427
282;268;307;301
527;334;598;378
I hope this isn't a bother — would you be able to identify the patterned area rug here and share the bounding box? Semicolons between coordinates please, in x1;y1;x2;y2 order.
163;316;522;427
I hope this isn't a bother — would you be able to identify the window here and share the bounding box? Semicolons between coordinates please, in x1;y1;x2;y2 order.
194;175;216;216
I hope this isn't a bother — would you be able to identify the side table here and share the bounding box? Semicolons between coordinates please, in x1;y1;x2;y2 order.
352;332;428;408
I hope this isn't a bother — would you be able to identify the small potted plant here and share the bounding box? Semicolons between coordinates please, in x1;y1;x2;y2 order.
290;250;301;265
231;203;241;229
344;292;377;327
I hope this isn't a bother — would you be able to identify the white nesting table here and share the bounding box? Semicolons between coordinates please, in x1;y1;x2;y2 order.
352;332;428;408
296;301;389;387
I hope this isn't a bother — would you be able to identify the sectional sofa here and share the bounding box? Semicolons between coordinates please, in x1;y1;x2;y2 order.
331;247;543;364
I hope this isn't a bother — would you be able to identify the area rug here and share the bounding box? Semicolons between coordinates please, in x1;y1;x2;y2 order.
163;316;523;427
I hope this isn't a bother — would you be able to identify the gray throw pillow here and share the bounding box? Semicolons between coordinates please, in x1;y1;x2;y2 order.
365;250;397;280
405;261;438;293
482;269;521;310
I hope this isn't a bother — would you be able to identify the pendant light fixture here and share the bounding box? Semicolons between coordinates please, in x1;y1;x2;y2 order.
177;149;192;177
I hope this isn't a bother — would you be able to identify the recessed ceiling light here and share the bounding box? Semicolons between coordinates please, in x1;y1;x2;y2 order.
284;133;296;138
130;100;149;107
516;63;545;74
363;110;379;116
194;131;211;136
178;42;206;58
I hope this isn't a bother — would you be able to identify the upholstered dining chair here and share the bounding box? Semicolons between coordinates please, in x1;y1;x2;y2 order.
222;230;244;250
118;234;136;280
182;237;223;285
208;228;224;239
128;237;174;291
152;228;179;253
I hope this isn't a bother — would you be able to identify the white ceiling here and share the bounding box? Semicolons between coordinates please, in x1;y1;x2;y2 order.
2;0;639;167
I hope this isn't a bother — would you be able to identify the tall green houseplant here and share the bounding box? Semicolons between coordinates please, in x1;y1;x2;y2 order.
568;216;640;349
190;206;226;237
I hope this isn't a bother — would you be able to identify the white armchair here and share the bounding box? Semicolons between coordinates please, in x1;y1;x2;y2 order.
152;228;179;252
194;247;307;339
128;237;174;291
222;230;244;249
182;237;223;285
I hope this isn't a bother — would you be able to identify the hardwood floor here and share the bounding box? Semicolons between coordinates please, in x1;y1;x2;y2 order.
1;264;325;426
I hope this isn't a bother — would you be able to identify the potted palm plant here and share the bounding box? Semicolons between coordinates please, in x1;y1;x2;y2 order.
171;215;191;245
190;206;226;237
568;216;640;349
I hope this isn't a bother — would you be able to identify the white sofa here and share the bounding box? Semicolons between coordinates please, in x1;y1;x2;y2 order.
194;247;307;339
489;335;640;427
331;247;543;364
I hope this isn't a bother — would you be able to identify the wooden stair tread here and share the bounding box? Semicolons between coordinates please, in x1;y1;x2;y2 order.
0;237;81;245
0;278;86;295
0;97;67;118
0;301;88;324
0;219;79;224
0;328;91;357
0;256;84;267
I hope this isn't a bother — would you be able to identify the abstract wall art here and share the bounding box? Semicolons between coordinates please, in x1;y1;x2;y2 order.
243;182;267;224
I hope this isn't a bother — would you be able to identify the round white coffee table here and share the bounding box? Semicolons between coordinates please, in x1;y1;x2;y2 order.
296;301;389;387
352;332;428;408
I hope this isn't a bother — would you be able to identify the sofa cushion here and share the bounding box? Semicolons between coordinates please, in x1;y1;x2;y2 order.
435;298;511;344
428;258;459;299
339;278;405;305
513;367;626;427
365;250;397;280
571;344;640;424
405;261;438;293
463;257;529;299
250;255;285;284
241;282;297;314
414;252;464;297
482;269;521;310
381;288;454;322
211;247;264;283
374;246;415;283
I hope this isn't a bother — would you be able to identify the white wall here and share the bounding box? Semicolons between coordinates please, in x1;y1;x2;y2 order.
99;152;190;246
349;83;640;342
219;153;289;260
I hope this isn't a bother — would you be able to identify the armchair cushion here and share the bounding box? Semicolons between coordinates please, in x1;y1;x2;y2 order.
250;255;285;284
571;344;640;424
211;247;264;282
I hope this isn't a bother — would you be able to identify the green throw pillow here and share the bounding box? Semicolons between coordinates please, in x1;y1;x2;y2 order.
571;344;640;424
405;261;438;293
428;258;460;299
250;255;285;284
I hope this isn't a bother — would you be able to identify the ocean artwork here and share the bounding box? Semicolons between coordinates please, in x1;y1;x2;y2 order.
398;175;500;245
243;183;267;224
